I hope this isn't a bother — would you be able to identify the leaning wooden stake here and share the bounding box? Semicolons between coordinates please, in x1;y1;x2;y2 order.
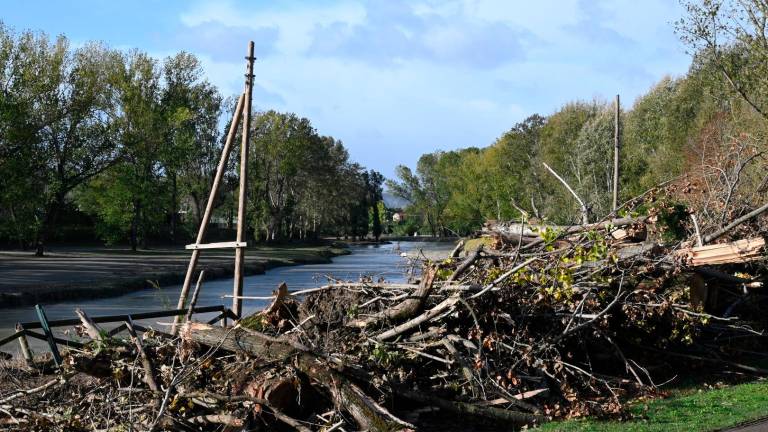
233;41;256;319
35;305;61;366
171;94;245;336
15;323;33;367
612;94;620;212
184;270;206;324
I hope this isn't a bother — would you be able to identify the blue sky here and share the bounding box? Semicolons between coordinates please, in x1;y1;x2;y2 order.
2;0;692;178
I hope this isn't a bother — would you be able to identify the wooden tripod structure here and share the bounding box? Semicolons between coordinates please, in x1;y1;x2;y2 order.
171;41;255;335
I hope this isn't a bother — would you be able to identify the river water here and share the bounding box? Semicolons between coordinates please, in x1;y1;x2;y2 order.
0;241;454;352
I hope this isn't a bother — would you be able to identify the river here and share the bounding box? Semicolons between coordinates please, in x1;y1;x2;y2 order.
0;241;455;352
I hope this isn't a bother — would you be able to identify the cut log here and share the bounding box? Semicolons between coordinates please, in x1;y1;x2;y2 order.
485;216;648;250
183;322;297;363
677;237;766;266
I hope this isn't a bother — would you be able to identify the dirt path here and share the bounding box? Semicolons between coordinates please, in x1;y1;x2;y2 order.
0;245;347;307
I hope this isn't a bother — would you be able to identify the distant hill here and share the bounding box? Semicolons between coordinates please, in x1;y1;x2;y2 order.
383;192;409;209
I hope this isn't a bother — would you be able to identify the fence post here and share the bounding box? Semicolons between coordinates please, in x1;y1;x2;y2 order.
15;323;33;366
35;305;61;366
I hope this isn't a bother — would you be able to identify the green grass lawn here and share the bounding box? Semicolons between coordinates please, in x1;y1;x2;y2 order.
536;379;768;432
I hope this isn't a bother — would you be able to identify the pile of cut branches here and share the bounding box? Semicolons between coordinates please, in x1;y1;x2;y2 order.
1;191;767;431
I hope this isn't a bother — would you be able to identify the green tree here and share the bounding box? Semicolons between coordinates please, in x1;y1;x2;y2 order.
0;26;121;255
160;52;222;241
363;170;384;240
677;0;768;120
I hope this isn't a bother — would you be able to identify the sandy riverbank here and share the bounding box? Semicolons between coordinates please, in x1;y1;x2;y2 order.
0;245;349;307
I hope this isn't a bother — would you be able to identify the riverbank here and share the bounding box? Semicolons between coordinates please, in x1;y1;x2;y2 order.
0;245;349;308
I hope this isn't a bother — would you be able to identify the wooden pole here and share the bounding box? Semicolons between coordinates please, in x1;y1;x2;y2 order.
612;94;620;212
171;94;245;335
233;41;255;319
184;270;205;324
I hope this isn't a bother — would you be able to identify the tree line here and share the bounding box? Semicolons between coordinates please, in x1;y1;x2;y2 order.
0;24;384;254
388;0;768;237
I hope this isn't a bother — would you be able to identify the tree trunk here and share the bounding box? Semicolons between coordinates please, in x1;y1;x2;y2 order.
34;195;63;257
130;201;139;252
170;172;177;244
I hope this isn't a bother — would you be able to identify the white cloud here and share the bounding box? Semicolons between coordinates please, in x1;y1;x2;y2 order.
173;0;690;178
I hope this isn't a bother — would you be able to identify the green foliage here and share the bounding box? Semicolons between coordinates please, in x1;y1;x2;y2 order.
248;110;382;241
368;343;401;366
1;22;382;249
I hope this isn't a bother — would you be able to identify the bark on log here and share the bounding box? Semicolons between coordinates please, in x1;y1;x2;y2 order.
183;322;297;363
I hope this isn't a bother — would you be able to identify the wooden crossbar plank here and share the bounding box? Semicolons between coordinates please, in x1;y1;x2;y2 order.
0;330;25;348
107;323;128;337
185;241;247;250
24;330;86;349
206;313;226;325
131;323;172;339
20;305;225;329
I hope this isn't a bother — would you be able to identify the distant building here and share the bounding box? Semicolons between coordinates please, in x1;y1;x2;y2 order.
392;211;404;223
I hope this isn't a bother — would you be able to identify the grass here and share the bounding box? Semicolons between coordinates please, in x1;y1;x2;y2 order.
536;379;768;432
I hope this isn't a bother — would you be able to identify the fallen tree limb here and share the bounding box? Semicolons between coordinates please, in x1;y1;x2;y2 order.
349;267;437;328
182;323;413;431
447;247;482;283
703;202;768;244
543;162;589;225
397;388;547;425
125;318;159;392
75;309;104;342
375;294;461;342
450;240;465;258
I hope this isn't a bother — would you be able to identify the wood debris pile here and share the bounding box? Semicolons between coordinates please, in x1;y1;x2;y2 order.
1;197;767;431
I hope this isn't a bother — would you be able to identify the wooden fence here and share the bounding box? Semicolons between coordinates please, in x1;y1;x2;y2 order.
0;304;237;366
